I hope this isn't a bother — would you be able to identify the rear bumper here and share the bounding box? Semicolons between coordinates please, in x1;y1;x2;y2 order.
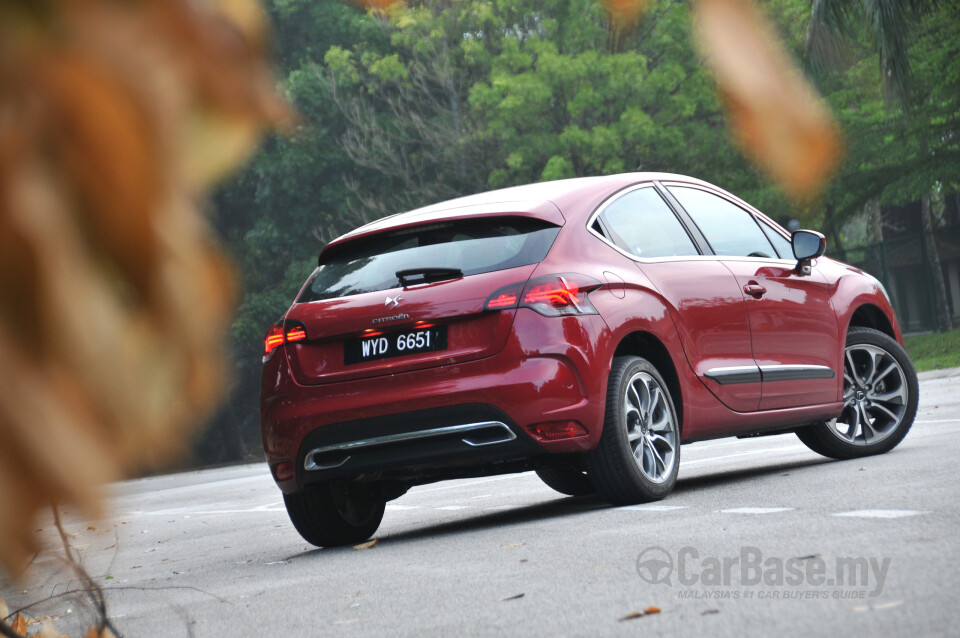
294;404;542;489
260;310;609;493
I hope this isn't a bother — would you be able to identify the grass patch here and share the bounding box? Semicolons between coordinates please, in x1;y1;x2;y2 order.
904;327;960;372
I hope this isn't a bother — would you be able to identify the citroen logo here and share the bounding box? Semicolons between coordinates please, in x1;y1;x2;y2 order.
385;294;403;309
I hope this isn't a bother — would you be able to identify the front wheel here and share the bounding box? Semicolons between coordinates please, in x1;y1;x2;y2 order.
586;356;680;505
284;483;385;548
796;327;919;459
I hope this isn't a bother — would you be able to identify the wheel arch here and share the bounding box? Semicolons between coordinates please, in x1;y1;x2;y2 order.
847;303;896;340
612;331;684;434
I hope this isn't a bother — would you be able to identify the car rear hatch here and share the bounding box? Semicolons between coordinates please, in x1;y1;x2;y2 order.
282;216;561;385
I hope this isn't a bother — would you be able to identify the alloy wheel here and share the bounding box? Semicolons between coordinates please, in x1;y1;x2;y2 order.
623;371;678;483
830;344;909;445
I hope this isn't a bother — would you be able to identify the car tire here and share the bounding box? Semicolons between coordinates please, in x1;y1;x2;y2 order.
284;484;385;548
535;464;596;496
796;326;919;460
586;356;681;505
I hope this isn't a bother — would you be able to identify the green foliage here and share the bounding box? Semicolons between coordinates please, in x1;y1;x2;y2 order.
820;0;960;229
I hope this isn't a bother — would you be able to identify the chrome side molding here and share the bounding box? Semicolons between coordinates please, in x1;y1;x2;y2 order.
704;364;835;385
704;365;762;385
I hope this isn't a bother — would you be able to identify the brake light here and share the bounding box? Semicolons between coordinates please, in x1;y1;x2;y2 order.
263;320;308;359
487;293;519;309
484;282;524;311
264;325;285;356
485;274;600;316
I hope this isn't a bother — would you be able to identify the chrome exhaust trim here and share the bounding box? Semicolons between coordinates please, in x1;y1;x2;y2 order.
303;421;517;471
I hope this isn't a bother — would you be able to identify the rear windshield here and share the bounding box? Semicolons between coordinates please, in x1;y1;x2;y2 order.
297;217;561;302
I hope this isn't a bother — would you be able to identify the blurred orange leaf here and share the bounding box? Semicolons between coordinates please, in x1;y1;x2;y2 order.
0;0;290;576
602;0;655;27
692;0;842;199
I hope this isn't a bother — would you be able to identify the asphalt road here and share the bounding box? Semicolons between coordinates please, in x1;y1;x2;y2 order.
4;369;960;637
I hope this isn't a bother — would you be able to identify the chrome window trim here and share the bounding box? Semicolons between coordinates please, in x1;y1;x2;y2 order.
586;181;795;265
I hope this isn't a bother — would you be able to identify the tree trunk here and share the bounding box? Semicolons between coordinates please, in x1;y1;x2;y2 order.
920;196;953;332
865;198;883;243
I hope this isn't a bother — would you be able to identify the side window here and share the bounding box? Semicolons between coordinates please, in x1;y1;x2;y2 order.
759;221;794;259
668;186;777;258
598;187;699;259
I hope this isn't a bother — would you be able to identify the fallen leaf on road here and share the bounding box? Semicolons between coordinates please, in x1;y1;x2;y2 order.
86;526;97;531
501;542;526;548
502;593;525;601
264;560;290;566
353;540;378;550
619;606;661;621
702;609;720;616
12;614;27;634
793;554;820;561
343;592;361;599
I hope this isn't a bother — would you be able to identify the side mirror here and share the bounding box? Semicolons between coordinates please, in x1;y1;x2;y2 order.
791;230;826;275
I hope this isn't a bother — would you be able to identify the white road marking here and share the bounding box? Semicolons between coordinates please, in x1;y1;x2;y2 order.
683;445;811;467
435;505;472;511
720;507;794;515
412;473;533;493
832;509;928;519
617;504;688;512
385;505;420;511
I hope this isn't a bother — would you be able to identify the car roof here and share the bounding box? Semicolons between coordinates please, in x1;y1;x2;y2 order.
324;172;717;252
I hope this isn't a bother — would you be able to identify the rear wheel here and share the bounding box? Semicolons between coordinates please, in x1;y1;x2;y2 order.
284;483;385;548
535;464;595;496
586;356;680;504
796;327;918;459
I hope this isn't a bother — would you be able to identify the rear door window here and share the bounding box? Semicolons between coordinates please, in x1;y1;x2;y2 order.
298;218;560;302
597;187;699;259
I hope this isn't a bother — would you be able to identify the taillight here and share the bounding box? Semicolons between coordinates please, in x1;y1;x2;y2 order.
484;282;525;311
485;274;600;316
263;320;308;359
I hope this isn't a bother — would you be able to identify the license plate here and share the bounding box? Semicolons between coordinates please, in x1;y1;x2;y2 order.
344;326;447;364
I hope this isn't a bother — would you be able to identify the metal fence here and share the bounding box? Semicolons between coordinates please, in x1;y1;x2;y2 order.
834;225;960;334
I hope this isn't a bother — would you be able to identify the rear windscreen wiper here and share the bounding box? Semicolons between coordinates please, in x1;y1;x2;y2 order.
396;267;463;286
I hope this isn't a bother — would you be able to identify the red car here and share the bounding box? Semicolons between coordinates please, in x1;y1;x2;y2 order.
260;173;918;547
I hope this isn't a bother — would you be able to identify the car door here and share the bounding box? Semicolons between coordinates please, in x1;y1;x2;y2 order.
591;184;762;412
665;184;841;410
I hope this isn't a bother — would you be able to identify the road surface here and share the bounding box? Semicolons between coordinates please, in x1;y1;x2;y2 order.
3;369;959;636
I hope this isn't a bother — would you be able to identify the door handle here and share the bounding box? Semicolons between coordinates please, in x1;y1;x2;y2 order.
744;283;767;297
